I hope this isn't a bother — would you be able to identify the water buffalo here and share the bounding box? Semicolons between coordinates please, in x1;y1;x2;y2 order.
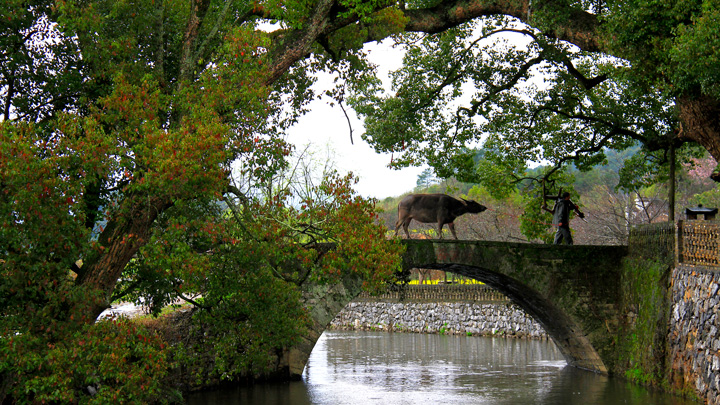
394;193;487;240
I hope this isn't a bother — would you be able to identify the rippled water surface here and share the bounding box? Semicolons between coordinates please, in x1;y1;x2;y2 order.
187;331;694;404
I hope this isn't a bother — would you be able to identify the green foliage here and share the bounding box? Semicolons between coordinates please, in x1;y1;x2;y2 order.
1;0;406;400
1;319;176;403
604;0;720;97
325;8;407;58
618;142;706;193
172;266;309;385
346;0;720;218
351;14;685;201
114;172;403;387
690;186;720;208
0;0;84;122
353;23;487;181
475;154;528;200
0;120;101;331
416;167;438;189
669;1;720;98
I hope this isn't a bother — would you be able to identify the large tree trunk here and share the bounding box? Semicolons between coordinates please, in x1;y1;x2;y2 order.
677;95;720;180
77;195;173;322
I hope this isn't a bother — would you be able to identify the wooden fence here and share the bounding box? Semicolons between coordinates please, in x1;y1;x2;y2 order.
628;222;676;264
630;220;720;268
356;284;509;303
678;220;720;267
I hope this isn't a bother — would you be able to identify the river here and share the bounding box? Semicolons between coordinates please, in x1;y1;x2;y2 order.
187;330;694;404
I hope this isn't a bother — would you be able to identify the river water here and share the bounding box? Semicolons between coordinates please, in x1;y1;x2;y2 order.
187;330;694;404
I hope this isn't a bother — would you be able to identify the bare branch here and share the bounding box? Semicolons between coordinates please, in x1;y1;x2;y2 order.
338;93;355;145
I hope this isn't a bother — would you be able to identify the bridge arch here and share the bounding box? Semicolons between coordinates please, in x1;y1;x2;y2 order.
417;262;605;372
401;240;628;374
288;239;627;379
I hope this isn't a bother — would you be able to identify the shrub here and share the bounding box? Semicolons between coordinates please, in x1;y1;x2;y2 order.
1;318;177;404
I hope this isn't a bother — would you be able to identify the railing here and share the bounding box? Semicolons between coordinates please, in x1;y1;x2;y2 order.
628;222;676;264
678;220;720;267
630;221;720;268
357;284;509;303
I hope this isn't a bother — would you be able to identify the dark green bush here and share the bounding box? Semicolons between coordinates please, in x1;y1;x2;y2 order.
1;318;177;404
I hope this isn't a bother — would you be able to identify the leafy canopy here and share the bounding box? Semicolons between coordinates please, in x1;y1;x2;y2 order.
1;0;404;400
352;16;688;195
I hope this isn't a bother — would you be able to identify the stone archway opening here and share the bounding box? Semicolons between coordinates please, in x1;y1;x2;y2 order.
326;264;607;374
330;276;549;340
422;264;608;373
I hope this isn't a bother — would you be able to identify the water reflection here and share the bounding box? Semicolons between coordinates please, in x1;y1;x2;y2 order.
188;331;693;404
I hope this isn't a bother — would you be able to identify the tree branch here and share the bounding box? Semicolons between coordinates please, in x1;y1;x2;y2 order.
179;0;213;84
457;51;547;120
266;0;337;85
177;291;212;311
403;0;528;34
403;0;600;52
338;93;355;145
553;51;608;89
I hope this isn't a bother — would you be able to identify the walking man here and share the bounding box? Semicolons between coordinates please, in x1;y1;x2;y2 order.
543;192;585;245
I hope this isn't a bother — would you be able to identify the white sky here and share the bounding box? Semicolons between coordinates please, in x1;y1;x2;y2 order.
285;40;425;200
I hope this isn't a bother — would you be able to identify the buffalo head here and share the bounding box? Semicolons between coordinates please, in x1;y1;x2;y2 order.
462;198;487;214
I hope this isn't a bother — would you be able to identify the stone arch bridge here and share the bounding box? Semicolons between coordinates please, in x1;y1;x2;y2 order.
288;239;628;379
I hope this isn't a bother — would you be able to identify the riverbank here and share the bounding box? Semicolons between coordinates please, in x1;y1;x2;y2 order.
328;285;549;340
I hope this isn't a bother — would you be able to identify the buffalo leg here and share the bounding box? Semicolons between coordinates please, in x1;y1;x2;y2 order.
448;222;458;240
402;219;412;238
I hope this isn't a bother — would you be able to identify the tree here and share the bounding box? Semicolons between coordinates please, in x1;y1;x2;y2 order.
1;0;404;399
2;0;720;399
347;0;720;195
416;167;438;190
2;0;716;328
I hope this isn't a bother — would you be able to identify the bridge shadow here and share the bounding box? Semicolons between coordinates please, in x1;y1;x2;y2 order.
401;239;628;374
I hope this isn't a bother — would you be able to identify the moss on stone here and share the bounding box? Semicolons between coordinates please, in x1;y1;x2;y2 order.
613;257;672;389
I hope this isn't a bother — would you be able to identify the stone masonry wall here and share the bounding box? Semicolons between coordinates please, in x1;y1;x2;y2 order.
329;301;548;339
669;265;720;403
627;222;720;404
